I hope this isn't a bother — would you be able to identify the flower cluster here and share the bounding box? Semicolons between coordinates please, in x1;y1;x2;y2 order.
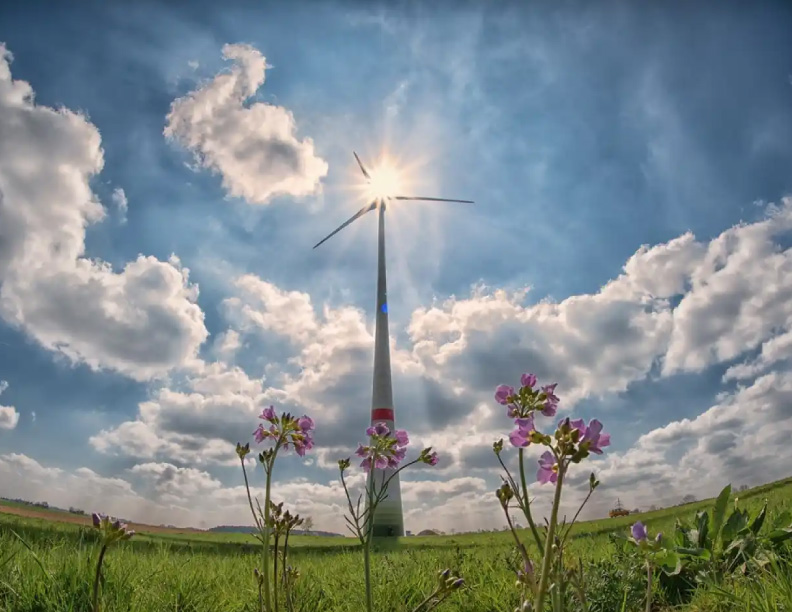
91;513;135;544
495;373;610;485
355;422;410;471
253;406;315;457
495;373;559;420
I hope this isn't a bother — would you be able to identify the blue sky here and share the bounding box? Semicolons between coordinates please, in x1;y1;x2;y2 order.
1;0;792;532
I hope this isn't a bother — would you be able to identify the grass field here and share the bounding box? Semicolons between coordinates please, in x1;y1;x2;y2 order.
2;476;791;611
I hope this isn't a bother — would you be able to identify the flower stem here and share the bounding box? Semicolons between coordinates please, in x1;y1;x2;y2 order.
263;463;273;612
645;561;653;612
535;461;564;611
91;544;107;612
519;448;545;556
363;469;375;612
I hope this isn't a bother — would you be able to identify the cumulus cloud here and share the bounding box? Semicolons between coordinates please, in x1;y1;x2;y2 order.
164;43;328;205
87;195;792;530
0;43;208;380
663;199;792;375
0;380;18;430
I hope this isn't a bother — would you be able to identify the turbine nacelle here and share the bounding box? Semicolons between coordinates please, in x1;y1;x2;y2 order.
313;151;473;249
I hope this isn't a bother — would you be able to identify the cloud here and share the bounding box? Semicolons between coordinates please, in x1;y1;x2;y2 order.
164;43;328;205
0;43;208;381
663;199;792;375
111;187;128;224
0;379;18;429
0;406;18;430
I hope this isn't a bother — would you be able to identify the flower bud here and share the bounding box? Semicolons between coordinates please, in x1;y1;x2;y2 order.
236;442;251;459
493;439;504;455
451;578;464;590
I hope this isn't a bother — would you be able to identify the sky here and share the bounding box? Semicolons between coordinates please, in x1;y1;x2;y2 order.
1;0;792;534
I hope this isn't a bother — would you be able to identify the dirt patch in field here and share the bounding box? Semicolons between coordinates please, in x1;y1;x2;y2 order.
0;502;206;535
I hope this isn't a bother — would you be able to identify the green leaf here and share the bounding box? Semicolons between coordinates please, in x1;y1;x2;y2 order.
710;484;731;552
771;510;791;529
766;528;792;544
750;503;767;535
721;510;747;546
655;549;683;576
696;510;710;550
676;546;712;560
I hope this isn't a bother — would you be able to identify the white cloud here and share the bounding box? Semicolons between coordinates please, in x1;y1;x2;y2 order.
86;196;792;531
110;187;128;223
164;43;328;205
0;406;18;430
0;43;208;381
663;199;792;375
0;379;18;430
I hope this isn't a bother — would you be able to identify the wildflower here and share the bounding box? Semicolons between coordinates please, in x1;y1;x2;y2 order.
91;512;135;544
509;415;536;448
419;448;439;466
540;383;559;405
366;422;390;437
536;451;559;485
495;384;515;405
252;408;315;457
521;373;537;389
540;400;557;417
631;521;648;542
356;423;410;472
579;419;610;454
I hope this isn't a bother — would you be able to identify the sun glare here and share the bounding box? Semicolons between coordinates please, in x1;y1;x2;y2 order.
365;162;404;201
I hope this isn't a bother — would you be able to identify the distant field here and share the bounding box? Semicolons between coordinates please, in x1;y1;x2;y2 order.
2;476;791;611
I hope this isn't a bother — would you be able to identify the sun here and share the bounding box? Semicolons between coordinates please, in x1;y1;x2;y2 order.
365;161;404;201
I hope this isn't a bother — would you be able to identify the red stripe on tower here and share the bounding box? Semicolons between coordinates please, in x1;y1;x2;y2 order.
371;408;394;422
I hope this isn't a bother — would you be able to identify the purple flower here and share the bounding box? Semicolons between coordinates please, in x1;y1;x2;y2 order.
541;383;559;405
506;403;520;418
388;446;407;468
631;521;648;542
92;512;102;528
520;373;537;389
537;451;559;485
253;424;270;444
508;415;536;448
495;385;515;405
366;422;390;437
425;451;439;466
580;419;610;454
394;429;409;446
355;444;368;458
260;406;277;422
540;400;557;417
298;416;314;433
294;436;314;457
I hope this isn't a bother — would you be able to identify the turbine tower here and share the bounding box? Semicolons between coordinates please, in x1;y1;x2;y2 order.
314;152;473;537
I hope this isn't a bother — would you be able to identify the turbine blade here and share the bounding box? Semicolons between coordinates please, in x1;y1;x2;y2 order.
393;196;474;203
353;151;371;180
313;202;377;249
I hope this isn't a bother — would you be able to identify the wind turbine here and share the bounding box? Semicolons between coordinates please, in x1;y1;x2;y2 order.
313;152;473;537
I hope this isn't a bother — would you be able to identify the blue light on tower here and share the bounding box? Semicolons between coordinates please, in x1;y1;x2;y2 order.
381;303;388;314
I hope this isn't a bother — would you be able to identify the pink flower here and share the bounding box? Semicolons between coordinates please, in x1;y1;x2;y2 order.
508;415;536;448
260;406;277;422
537;451;559;485
394;429;409;446
520;373;537;389
495;385;515;405
298;416;314;433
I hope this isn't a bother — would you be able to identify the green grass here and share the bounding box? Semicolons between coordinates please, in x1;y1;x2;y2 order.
2;476;791;611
